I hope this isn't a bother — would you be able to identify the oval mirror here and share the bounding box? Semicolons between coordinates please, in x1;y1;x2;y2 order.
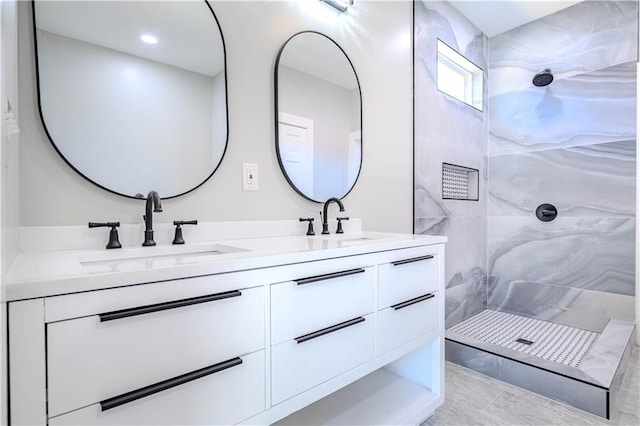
33;0;228;199
275;31;362;203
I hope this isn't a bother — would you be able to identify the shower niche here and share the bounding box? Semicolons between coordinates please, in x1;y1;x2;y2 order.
442;163;479;201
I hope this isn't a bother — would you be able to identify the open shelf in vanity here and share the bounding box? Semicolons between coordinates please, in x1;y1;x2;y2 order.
276;344;443;425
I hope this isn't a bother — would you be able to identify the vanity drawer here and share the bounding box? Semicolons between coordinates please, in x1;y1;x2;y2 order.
378;292;440;355
47;286;264;417
49;350;266;426
271;266;375;345
271;313;375;404
378;252;439;309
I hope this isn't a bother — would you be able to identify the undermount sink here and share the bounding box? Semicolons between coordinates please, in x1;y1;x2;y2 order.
77;243;249;265
319;235;380;246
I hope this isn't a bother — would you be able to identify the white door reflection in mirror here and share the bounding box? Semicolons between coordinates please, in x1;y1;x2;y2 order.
275;31;362;202
33;1;227;199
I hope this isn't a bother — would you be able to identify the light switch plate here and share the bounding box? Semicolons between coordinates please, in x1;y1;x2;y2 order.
242;163;259;191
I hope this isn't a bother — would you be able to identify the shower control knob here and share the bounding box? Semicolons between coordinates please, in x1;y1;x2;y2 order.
535;204;557;222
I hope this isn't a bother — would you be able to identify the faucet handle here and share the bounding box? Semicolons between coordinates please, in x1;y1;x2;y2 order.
88;222;122;249
336;217;349;234
299;217;315;236
172;220;198;245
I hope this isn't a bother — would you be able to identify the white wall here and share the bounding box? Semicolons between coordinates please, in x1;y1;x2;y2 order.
17;0;414;232
37;30;216;197
1;0;19;422
1;0;18;281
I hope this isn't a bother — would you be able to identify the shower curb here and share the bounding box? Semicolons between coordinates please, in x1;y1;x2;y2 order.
445;312;636;419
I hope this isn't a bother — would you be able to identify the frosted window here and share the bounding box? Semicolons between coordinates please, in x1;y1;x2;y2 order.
436;40;483;111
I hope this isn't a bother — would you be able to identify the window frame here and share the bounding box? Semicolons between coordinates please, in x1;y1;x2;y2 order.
436;39;483;111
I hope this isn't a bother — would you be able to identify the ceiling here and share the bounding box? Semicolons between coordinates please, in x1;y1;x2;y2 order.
449;0;584;38
34;1;585;79
35;1;224;77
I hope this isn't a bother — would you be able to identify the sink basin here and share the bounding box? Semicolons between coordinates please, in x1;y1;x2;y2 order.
319;235;380;247
78;243;248;265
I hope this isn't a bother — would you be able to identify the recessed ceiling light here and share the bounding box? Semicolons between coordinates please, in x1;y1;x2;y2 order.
140;34;158;45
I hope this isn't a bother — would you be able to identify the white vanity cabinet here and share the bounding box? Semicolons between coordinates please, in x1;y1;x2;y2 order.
49;351;266;426
377;251;441;355
34;272;267;425
47;286;266;420
7;237;445;425
271;266;377;404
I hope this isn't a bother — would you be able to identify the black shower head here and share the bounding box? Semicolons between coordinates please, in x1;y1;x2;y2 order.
533;69;554;87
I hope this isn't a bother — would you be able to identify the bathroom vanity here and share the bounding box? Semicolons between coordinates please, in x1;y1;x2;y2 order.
5;225;445;425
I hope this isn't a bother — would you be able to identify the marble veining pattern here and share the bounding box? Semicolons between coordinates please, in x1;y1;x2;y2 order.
416;141;487;219
489;62;637;156
489;139;636;217
432;2;640;418
414;0;488;327
486;0;636;330
444;277;486;330
488;277;636;332
418;215;487;329
420;217;485;287
488;217;634;296
489;0;637;97
580;319;636;387
418;0;637;337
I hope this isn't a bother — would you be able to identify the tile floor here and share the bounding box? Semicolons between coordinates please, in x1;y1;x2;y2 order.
423;349;639;426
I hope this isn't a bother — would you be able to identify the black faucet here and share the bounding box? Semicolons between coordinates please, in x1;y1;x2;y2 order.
321;197;345;234
142;191;163;246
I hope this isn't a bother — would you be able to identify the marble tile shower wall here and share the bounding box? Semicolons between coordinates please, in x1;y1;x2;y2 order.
487;0;638;333
414;0;488;329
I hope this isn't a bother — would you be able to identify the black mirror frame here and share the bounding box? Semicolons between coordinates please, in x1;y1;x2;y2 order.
274;31;363;203
31;0;230;200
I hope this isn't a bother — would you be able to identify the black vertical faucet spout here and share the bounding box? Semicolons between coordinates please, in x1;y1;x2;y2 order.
322;197;344;235
142;190;162;246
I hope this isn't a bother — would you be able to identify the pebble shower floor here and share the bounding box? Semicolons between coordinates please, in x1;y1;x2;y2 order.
449;310;599;368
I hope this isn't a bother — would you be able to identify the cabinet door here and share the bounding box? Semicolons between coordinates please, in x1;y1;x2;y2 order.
47;286;264;417
378;253;439;309
49;350;266;426
378;292;440;354
271;313;375;404
271;267;375;345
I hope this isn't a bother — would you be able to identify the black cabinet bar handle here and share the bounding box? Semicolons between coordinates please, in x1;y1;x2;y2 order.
295;268;365;285
391;293;435;311
391;255;434;266
99;290;242;322
100;357;242;411
295;317;365;344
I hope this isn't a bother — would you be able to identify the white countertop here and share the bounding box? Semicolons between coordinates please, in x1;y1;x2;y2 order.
4;232;447;301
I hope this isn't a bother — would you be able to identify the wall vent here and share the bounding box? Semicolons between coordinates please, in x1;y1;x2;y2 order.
442;163;479;201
